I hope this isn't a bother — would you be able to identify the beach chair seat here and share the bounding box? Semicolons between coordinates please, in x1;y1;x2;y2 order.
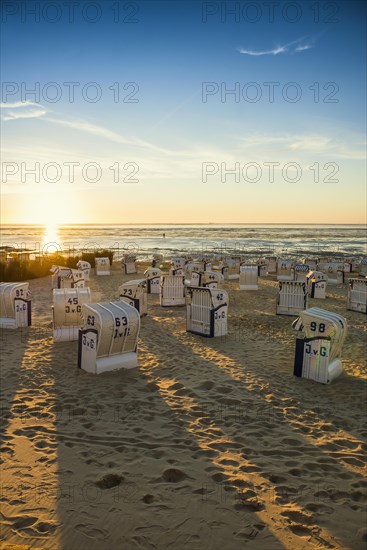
277;259;294;281
276;281;308;316
201;271;224;289
257;258;269;276
221;258;240;280
76;260;91;281
317;261;344;284
121;255;137;275
306;271;327;299
359;259;367;276
302;258;318;271
0;282;31;329
95;257;111;276
119;279;147;316
171;257;185;270
78;301;140;374
50;266;85;289
347;278;367;313
186;287;228;337
292;307;347;383
294;264;309;283
160;275;185;306
144;267;162;294
239;266;258;290
266;256;277;274
52;287;91;342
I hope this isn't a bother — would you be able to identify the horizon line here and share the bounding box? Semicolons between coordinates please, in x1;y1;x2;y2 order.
1;223;366;227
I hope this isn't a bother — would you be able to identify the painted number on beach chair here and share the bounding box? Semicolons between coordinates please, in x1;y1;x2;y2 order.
15;289;25;297
15;303;26;312
114;316;129;338
310;322;326;333
121;289;133;296
87;315;95;326
115;316;128;327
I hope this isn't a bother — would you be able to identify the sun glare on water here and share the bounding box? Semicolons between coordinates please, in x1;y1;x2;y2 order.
42;222;61;251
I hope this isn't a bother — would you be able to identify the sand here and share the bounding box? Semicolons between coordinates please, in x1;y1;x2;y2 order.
0;265;366;550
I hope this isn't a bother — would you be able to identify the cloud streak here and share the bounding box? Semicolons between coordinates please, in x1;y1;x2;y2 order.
239;36;314;57
3;108;47;121
1;100;48;121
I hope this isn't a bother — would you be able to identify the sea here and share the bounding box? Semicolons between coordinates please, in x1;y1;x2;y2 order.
0;224;366;260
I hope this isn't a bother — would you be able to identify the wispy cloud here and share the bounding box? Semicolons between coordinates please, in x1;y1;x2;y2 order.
3;108;47;121
43;115;196;158
1;100;47;120
0;101;39;108
239;36;315;57
295;44;312;52
238;133;366;160
239;45;286;57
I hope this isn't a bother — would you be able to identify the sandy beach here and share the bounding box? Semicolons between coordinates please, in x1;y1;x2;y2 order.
0;266;366;550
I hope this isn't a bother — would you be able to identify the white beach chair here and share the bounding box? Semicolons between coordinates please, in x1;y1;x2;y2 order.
221;258;240;280
121;255;137;275
171;257;185;270
292;307;347;383
50;266;85;289
277;259;294;281
302;258;318;271
144;267;162;294
52;287;91;342
306;271;327;299
257;258;268;276
76;260;91;281
239;266;259;290
119;279;147;316
0;282;32;329
266;256;277;274
95;257;111;276
201;271;224;289
160;275;185;306
276;281;308;316
186;287;228;337
347;278;367;313
359;259;367;276
78;301;140;374
317;261;344;284
294;264;309;283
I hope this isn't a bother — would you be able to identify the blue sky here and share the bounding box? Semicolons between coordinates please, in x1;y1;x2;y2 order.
1;0;366;223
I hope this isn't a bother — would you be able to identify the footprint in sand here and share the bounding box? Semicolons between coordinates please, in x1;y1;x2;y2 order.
281;510;314;525
161;468;187;483
306;502;334;514
196;380;215;391
95;473;124;489
142;494;154;504
268;474;287;484
215;386;232;394
75;523;110;540
211;472;229;483
192;449;217;459
288;524;314;537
